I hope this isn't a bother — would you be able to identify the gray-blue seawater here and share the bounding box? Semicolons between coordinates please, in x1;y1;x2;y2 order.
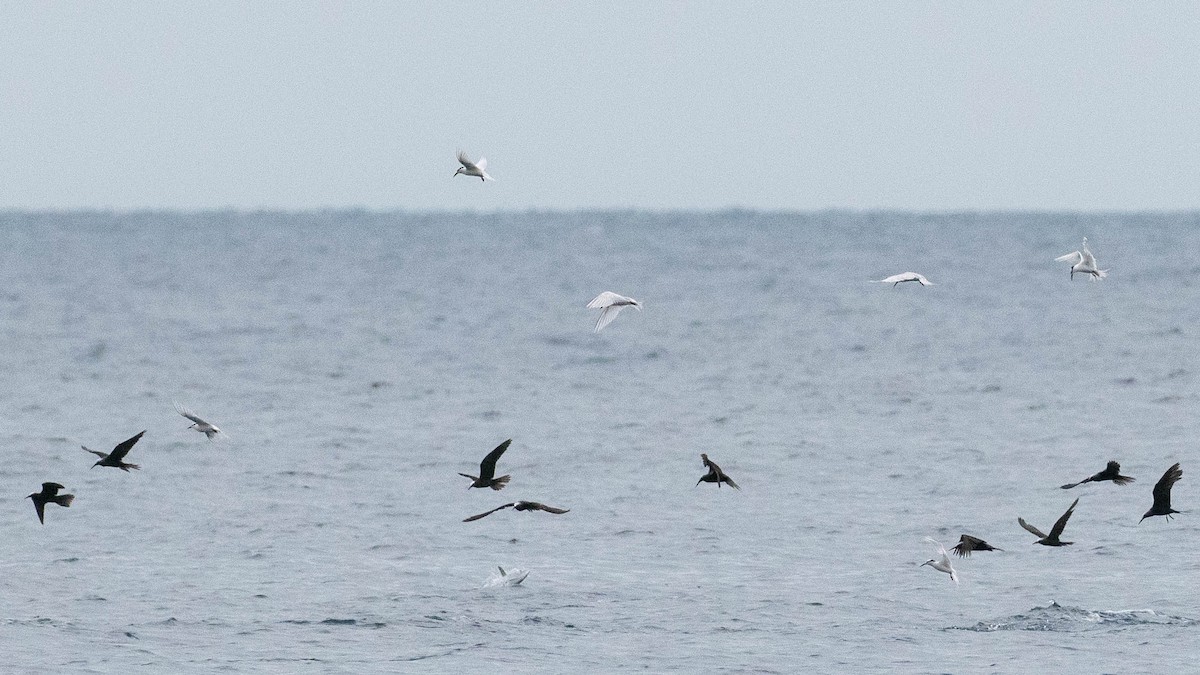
2;210;1198;672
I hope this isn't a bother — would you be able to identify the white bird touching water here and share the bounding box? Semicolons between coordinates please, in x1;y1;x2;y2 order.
1055;237;1107;280
587;291;642;332
921;537;959;585
871;272;934;287
454;151;494;181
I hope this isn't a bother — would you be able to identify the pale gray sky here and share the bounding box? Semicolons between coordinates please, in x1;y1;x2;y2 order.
2;2;1198;211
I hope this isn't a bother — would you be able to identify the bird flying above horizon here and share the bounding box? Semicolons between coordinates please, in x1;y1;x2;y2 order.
454;150;494;182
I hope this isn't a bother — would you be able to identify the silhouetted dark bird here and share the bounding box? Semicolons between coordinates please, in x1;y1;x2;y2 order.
462;501;570;522
950;534;1003;558
27;482;74;524
696;454;739;489
83;430;145;471
1061;461;1135;489
459;439;512;490
1141;463;1183;523
1018;497;1079;546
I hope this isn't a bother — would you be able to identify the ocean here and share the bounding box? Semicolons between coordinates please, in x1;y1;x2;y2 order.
2;210;1197;672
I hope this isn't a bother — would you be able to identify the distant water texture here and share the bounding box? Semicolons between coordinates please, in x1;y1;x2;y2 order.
1;210;1198;672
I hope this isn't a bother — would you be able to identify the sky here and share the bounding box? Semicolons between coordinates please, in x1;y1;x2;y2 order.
1;2;1198;211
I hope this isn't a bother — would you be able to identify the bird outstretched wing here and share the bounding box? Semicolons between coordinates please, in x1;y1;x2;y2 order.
1055;251;1083;264
463;503;516;522
478;439;511;481
1152;463;1182;510
952;534;984;557
174;401;209;426
109;431;146;461
1048;498;1079;539
587;292;626;309
456;150;478;171
82;446;108;459
594;306;625;332
526;502;570;514
1018;517;1047;539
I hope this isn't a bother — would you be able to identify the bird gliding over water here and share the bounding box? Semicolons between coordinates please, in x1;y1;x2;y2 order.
1061;461;1134;489
1018;497;1079;546
870;272;933;287
83;430;145;471
587;292;642;332
174;402;222;440
1141;463;1183;522
27;482;74;524
454;151;494;181
459;439;512;490
697;454;739;489
462;501;570;522
950;534;1002;558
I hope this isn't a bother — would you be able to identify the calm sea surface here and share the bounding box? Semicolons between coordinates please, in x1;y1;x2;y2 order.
1;210;1198;673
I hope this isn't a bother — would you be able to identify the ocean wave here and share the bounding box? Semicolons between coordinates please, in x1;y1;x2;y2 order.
953;601;1198;632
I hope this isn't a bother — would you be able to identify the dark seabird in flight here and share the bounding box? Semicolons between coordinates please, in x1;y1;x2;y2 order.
1018;497;1079;546
83;430;145;471
27;482;75;524
1141;463;1183;523
1061;461;1135;489
950;534;1003;558
462;501;570;522
459;439;512;490
696;454;739;489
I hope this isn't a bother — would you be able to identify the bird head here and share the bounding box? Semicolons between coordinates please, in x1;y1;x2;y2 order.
25;493;35;500
1139;511;1151;523
454;167;464;177
920;559;934;568
91;460;102;469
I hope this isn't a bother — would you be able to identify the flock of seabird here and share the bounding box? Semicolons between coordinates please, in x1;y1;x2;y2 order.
861;236;1179;585
26;407;221;524
24;159;1178;594
925;460;1186;585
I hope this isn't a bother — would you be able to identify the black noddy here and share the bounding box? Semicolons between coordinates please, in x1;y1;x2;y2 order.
1141;463;1183;523
696;454;739;489
459;439;512;490
83;430;145;471
1018;497;1079;546
462;501;570;522
1061;461;1135;489
27;482;75;524
950;534;1003;558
